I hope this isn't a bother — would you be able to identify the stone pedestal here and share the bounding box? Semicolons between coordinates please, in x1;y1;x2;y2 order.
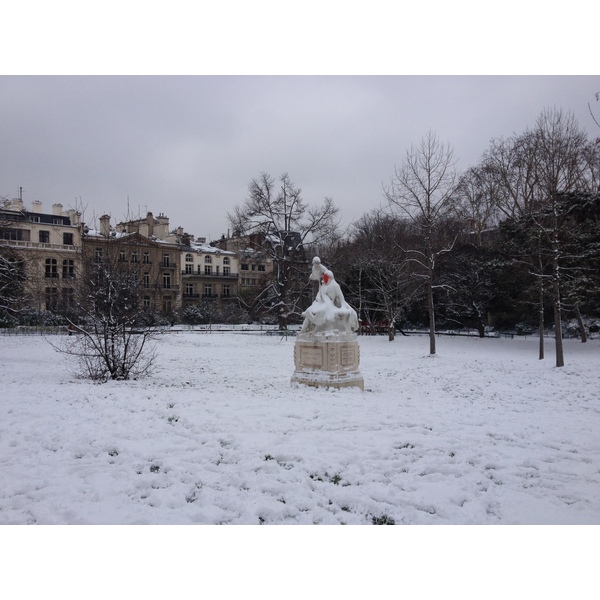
291;332;364;390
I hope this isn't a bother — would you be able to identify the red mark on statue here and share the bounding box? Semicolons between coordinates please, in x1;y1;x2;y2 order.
323;273;329;284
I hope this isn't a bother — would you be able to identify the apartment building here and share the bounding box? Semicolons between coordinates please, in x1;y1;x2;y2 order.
180;239;239;310
0;197;83;313
82;214;182;315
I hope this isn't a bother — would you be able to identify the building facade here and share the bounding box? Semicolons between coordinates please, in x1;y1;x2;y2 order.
82;214;182;316
0;197;83;314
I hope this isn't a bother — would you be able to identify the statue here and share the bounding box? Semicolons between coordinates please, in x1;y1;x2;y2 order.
300;257;359;334
292;257;363;390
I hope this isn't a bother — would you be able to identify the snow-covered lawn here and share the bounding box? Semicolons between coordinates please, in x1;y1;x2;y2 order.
1;331;599;525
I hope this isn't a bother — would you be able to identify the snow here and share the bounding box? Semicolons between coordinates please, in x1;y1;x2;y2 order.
2;331;598;594
1;331;599;525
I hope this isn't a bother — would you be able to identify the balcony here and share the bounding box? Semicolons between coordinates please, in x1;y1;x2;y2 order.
0;239;78;252
181;271;238;279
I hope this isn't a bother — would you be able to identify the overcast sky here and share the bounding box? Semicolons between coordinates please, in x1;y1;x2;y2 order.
1;76;599;240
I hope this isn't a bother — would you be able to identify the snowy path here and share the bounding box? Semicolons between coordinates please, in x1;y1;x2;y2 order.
1;332;599;524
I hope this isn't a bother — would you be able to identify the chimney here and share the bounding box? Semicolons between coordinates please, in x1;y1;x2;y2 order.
99;214;111;237
52;203;63;215
146;212;154;237
31;200;43;213
66;209;81;226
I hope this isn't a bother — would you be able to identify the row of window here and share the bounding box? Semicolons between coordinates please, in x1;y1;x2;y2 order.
1;229;74;245
142;272;173;289
183;264;232;275
45;287;176;313
185;254;231;265
45;287;74;310
143;297;173;312
102;249;168;265
30;216;66;226
40;231;73;245
241;263;265;272
184;283;230;297
45;259;75;278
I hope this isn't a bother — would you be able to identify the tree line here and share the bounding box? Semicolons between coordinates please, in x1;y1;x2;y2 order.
2;106;599;377
227;107;599;368
324;108;599;368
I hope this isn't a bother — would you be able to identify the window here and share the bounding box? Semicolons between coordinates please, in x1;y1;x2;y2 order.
39;230;50;244
223;266;230;276
215;266;219;275
204;255;212;264
204;265;212;275
143;272;150;289
63;232;74;246
185;283;195;296
143;296;151;309
185;254;193;263
131;252;138;263
258;264;266;272
119;250;126;262
204;284;213;297
45;287;59;311
62;288;74;306
185;264;193;274
197;265;202;275
241;263;249;271
62;259;75;279
52;217;64;225
251;264;256;271
143;252;150;264
94;248;103;263
222;284;230;297
163;297;172;313
223;257;230;265
45;258;58;278
163;272;171;289
163;253;170;267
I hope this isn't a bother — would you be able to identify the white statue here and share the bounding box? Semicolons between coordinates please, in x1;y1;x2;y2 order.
300;257;359;334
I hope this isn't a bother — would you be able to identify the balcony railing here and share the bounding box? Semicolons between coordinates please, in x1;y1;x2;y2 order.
181;271;238;278
0;239;77;251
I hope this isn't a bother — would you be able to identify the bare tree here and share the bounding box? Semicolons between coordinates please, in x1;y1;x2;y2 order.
345;210;415;340
52;235;157;381
228;172;340;329
0;247;26;325
453;165;501;246
484;108;590;366
529;108;590;367
383;131;460;354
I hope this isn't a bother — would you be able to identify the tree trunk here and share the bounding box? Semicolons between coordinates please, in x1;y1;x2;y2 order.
574;304;587;343
552;252;564;368
428;264;436;355
538;278;545;360
537;243;545;360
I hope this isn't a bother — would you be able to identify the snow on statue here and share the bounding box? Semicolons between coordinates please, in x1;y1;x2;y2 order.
300;257;359;334
292;257;364;389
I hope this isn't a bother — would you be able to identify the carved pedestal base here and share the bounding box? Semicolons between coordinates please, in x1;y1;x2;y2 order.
291;332;364;390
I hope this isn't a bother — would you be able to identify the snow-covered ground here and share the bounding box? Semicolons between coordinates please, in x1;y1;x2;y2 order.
2;330;598;526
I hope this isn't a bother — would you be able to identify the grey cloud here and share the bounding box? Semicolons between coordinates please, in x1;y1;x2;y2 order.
1;75;598;239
